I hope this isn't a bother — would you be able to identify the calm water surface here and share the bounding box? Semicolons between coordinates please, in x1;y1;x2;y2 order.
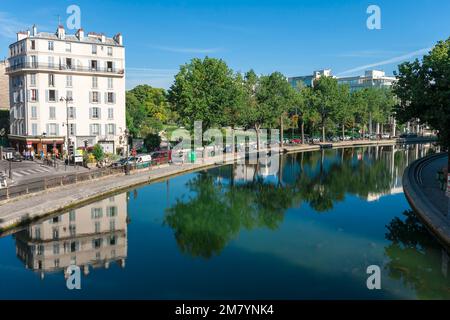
0;143;448;299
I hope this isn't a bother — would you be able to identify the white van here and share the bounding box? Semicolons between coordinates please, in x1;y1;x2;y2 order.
136;154;152;164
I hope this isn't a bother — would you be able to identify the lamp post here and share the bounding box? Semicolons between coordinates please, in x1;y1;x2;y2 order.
124;129;130;175
60;96;73;171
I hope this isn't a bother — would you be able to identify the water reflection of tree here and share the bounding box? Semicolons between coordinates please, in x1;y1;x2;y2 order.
164;173;296;258
385;210;450;299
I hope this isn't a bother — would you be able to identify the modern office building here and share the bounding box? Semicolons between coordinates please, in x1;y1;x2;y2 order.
337;70;397;92
15;193;128;279
0;61;9;110
288;69;396;92
288;69;332;89
6;25;126;155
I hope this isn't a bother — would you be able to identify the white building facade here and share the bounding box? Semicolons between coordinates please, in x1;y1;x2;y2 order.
6;25;126;155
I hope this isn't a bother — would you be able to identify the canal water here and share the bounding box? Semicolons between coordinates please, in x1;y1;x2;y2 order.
0;143;448;299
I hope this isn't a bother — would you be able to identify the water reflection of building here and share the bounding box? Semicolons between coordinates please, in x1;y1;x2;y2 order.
366;143;434;201
15;193;128;279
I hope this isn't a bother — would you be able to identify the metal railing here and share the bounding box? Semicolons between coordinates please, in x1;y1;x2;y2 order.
6;62;124;75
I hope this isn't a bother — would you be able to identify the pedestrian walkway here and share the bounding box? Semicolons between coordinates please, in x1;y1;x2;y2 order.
403;152;450;248
11;166;53;178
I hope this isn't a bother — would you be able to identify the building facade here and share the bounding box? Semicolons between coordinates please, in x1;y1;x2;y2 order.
15;193;128;279
0;61;10;110
337;70;396;92
288;69;396;92
6;25;126;155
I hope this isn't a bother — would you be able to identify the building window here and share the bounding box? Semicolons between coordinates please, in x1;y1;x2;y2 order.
31;123;38;136
65;42;71;52
108;108;114;119
90;123;101;135
48;41;54;51
49;106;56;119
47;123;58;136
90;60;98;70
48;89;57;102
91;208;103;219
69;210;76;221
66;90;73;101
30;89;38;102
65;58;73;70
66;75;72;87
92;44;97;54
110;219;116;231
107;206;117;217
106;124;115;135
31;40;36;50
31;106;37;119
107;92;115;104
90;91;100;103
107;78;113;89
69;123;76;136
90;107;101;120
106;61;113;72
68;106;76;119
48;56;54;68
92;76;98;89
69;224;76;236
30;74;36;87
48;74;55;87
107;47;113;56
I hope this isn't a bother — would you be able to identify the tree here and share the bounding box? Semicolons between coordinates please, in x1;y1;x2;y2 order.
126;85;172;138
311;77;340;142
242;71;295;149
92;144;104;161
144;133;162;152
394;38;450;171
334;84;352;140
168;57;243;131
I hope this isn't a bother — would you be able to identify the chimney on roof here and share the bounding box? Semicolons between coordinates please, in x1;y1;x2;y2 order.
75;28;84;40
101;34;106;43
56;25;65;39
31;25;37;36
17;30;29;41
113;33;123;45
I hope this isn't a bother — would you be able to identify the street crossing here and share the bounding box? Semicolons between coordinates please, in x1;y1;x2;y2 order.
11;166;54;178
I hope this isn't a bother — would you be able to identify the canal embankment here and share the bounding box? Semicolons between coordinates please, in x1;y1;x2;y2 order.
403;152;450;248
0;137;438;233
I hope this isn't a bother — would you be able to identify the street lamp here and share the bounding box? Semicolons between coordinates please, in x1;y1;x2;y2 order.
60;96;73;170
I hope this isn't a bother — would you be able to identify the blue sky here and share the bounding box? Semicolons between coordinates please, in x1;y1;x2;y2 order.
0;0;449;89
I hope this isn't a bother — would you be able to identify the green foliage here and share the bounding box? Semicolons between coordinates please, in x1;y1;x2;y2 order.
168;57;244;131
126;85;174;138
92;144;104;161
144;133;162;151
394;37;450;148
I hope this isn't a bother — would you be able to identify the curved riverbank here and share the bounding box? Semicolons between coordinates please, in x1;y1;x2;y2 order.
403;152;450;249
0;139;437;234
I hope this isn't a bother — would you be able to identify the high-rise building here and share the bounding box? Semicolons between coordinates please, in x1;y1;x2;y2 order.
6;25;126;155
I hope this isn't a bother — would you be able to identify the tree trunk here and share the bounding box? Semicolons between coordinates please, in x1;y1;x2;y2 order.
322;120;326;143
231;127;235;159
280;115;284;148
301;121;305;145
369;113;372;137
342;123;345;140
255;124;260;151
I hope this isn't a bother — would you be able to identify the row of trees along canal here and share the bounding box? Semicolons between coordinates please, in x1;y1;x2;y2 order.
126;37;449;167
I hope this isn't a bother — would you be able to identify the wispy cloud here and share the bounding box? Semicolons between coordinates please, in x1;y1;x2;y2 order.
336;47;431;76
126;67;178;89
333;50;403;58
0;12;28;39
150;45;222;54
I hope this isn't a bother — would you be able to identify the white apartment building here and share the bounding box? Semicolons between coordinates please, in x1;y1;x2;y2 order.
6;25;126;155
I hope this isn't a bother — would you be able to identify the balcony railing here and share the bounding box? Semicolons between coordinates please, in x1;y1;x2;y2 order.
6;62;124;75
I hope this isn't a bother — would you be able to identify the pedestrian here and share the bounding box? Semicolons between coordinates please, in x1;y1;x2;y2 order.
31;150;35;161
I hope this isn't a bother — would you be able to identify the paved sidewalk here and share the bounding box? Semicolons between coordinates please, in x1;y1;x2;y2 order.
0;155;233;232
403;152;450;248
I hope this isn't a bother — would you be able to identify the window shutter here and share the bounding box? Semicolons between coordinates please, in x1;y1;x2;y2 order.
98;92;101;104
89;107;92;119
55;90;58;101
36;89;39;102
56;124;59;136
113;93;116;104
73;107;76;119
89;92;92;103
45;90;49;102
113;124;116;135
27;90;30;102
73;124;77;136
46;124;49;135
105;124;108;136
98;108;101;119
104;92;108;104
89;124;93;136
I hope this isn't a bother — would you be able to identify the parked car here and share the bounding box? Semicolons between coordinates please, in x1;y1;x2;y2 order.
381;134;390;139
111;157;132;168
151;150;172;164
291;138;302;144
135;154;152;164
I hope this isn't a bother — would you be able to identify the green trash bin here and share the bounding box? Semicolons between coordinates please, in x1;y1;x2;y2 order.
188;150;197;163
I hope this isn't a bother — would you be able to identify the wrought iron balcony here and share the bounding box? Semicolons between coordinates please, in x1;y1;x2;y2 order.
6;62;125;75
